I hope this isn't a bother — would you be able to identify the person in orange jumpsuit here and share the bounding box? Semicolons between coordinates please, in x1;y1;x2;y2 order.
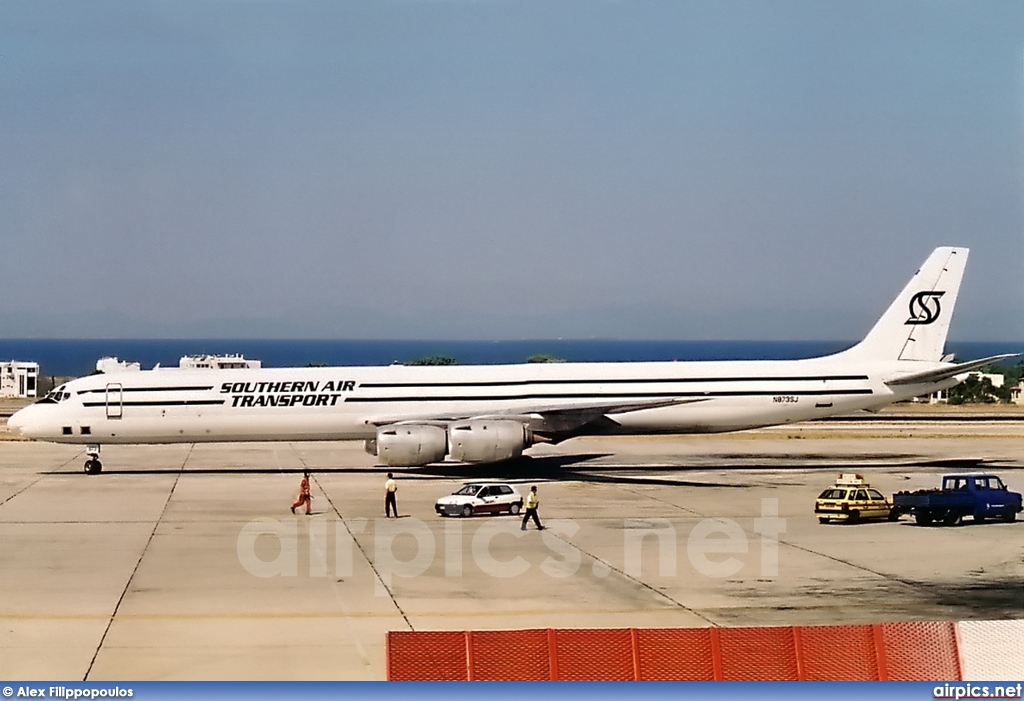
291;472;312;515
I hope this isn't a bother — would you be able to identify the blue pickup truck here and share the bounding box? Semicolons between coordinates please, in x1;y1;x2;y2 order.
892;474;1022;527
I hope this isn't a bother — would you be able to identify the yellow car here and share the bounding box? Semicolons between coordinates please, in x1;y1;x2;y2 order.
815;474;895;523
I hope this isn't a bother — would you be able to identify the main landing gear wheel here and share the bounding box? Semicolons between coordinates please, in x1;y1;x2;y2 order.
84;459;103;475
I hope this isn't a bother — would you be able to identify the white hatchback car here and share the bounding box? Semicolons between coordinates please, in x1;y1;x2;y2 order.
434;483;524;517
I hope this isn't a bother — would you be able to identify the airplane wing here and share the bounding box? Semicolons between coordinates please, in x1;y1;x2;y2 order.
370;396;711;431
884;354;1019;387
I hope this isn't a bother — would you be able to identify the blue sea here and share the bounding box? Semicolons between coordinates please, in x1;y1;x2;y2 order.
1;339;1021;378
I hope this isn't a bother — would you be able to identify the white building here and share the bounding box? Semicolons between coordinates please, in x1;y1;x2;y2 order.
97;356;262;372
1;361;39;398
1011;382;1024;405
923;372;1003;404
177;354;261;370
96;357;142;374
96;354;261;373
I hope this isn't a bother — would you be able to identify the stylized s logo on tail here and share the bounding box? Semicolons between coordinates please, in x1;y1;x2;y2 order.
906;291;944;325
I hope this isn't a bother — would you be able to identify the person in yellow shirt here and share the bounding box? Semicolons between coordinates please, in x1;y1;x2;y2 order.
521;485;543;531
385;472;399;518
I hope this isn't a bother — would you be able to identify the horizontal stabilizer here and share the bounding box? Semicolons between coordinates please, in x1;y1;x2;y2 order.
884;354;1020;387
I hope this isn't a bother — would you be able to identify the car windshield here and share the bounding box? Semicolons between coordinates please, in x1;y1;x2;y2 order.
454;484;481;496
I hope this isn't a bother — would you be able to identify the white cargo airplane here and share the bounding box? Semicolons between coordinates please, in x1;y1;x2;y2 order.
8;247;1014;474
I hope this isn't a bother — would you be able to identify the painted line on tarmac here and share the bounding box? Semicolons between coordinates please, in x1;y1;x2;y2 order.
0;608;676;620
288;442;377;675
620;483;986;610
0;451;87;508
83;445;191;681
307;450;411;671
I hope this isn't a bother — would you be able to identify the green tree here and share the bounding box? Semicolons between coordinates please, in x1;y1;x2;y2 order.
405;355;458;366
526;354;566;363
947;374;998;405
997;360;1024;402
966;361;1024;404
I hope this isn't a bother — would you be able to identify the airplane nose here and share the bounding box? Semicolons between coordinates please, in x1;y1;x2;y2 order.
6;407;26;436
6;405;35;437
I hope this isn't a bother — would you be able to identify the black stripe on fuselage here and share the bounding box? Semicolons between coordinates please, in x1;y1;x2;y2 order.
359;375;869;389
347;388;873;403
81;400;226;408
77;386;215;395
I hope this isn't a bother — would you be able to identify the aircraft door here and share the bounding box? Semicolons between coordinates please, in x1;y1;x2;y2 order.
106;383;123;419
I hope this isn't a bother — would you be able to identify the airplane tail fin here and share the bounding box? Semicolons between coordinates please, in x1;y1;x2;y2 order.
839;247;968;362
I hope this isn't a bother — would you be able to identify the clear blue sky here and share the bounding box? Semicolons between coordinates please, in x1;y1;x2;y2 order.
2;0;1022;340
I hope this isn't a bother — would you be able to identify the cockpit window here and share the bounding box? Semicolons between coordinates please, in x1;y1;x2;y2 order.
37;386;72;404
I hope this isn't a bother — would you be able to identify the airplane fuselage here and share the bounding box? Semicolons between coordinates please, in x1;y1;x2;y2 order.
9;355;954;446
8;247;1005;473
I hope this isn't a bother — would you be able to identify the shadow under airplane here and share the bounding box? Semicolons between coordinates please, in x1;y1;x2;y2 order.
57;453;1009;491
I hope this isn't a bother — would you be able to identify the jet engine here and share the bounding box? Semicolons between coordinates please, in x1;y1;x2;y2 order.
448;420;533;463
366;424;448;467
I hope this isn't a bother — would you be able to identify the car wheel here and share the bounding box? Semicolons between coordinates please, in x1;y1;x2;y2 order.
1001;508;1017;523
915;512;933;526
817;517;829;524
509;503;521;515
942;510;963;527
847;510;860;524
887;508;900;522
461;505;473;518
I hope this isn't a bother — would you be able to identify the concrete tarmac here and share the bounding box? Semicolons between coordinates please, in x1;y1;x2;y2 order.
1;421;1022;680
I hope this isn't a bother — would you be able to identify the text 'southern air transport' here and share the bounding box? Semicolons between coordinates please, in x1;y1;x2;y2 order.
9;247;1014;474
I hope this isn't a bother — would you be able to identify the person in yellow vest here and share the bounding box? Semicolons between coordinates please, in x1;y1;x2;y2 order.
385;472;399;518
521;485;543;530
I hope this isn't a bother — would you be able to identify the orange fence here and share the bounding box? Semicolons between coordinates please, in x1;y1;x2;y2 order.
387;621;962;681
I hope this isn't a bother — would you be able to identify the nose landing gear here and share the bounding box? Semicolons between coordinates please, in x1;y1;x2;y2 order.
84;444;102;475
